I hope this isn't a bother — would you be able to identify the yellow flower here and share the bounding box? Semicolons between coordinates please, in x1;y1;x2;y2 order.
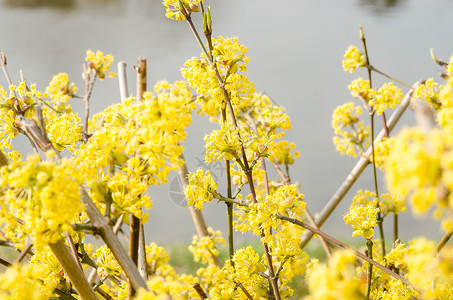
342;45;365;73
188;227;225;264
204;122;242;162
93;246;122;278
332;102;370;157
185;169;218;210
162;0;200;21
305;250;365;299
413;78;442;110
269;140;300;165
85;50;114;80
370;82;403;114
344;194;379;239
46;73;77;112
348;77;374;103
447;53;453;78
0;264;48;300
0;155;84;250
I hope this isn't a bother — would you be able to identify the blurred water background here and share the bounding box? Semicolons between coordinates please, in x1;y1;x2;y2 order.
0;0;452;246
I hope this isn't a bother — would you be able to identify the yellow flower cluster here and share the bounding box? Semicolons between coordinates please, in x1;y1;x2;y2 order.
348;77;373;103
235;185;305;246
332;102;370;157
269;140;300;165
413;78;442;110
204;122;242;162
344;204;379;240
45;73;77;112
0;154;84;250
385;127;453;231
185;169;218;210
93;246;122;278
437;78;453;133
163;0;200;21
405;238;453;298
44;111;82;152
372;137;394;169
29;246;65;296
136;243;198;299
0;264;49;300
182;36;254;116
305;250;365;299
0;82;45;149
188;227;225;264
371;82;403;114
85;50;115;80
208;246;268;299
74;80;194;218
342;45;365;73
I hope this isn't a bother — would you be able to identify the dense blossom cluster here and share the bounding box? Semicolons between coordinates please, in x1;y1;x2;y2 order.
0;2;452;299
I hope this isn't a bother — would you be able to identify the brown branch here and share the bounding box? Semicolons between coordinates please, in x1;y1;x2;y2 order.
193;282;208;299
49;239;99;300
278;214;421;293
80;188;148;291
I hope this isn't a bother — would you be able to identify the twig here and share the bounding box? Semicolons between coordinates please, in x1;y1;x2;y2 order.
117;61;129;103
0;257;11;267
79;188;148;291
83;67;97;142
13;242;32;264
237;281;254;300
299;83;420;249
184;10;280;299
360;25;386;255
0;52;17;100
138;223;148;281
193;282;208;299
66;233;83;271
135;56;146;101
436;231;453;252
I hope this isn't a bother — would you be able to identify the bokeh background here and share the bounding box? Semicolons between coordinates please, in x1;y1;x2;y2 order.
1;0;452;245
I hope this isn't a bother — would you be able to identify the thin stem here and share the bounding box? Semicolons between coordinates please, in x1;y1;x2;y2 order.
366;240;373;299
66;233;83;271
223;108;234;260
278;214;421;293
393;213;398;243
237;281;254;300
13;242;33;264
185;14;280;300
304;207;332;259
193;282;208;299
83;68;97;142
0;257;11;267
0;53;18;100
436;231;453;252
370;112;386;256
365;64;412;89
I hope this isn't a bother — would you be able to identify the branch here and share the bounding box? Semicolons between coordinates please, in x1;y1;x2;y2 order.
299;82;420;249
79;188;148;291
48;239;99;300
117;61;129;103
278;214;421;294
